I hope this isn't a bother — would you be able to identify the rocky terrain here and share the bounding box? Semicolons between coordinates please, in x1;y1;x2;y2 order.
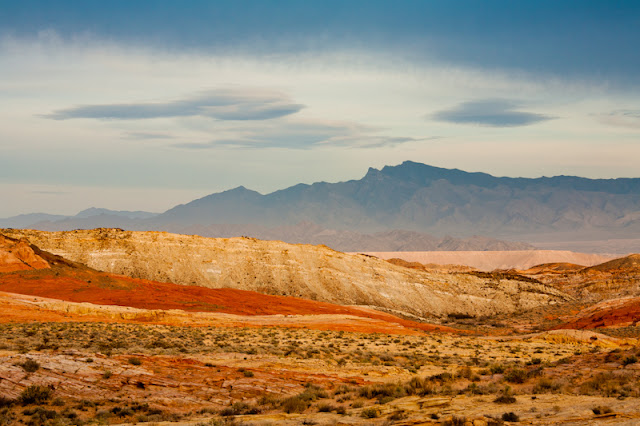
363;250;617;272
0;235;50;273
2;229;570;321
1;231;640;425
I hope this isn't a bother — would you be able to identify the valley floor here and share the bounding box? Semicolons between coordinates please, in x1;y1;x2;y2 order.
1;313;639;425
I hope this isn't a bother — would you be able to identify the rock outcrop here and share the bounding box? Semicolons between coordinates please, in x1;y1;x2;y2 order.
2;229;572;320
0;234;50;273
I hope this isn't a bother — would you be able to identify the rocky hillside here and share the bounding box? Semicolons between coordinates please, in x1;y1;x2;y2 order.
0;235;50;273
2;228;571;320
362;250;615;271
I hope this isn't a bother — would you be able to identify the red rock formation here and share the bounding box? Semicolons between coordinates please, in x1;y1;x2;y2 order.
0;234;50;272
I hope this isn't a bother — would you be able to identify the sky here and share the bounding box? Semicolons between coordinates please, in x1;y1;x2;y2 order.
1;1;639;217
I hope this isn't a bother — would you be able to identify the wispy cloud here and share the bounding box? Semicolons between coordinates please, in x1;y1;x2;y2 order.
597;110;640;129
171;119;431;150
431;99;553;127
44;89;304;121
31;190;70;195
122;132;175;140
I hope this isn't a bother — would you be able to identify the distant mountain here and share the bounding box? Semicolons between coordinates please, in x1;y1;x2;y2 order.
0;208;158;231
152;161;640;240
0;213;67;229
3;161;639;252
147;222;535;252
74;208;158;219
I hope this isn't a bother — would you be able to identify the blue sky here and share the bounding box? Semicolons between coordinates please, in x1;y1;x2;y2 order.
1;1;639;216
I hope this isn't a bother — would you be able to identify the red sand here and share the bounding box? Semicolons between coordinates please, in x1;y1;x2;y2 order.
555;297;640;329
0;268;458;334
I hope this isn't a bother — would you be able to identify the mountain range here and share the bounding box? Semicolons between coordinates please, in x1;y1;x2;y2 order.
3;161;639;252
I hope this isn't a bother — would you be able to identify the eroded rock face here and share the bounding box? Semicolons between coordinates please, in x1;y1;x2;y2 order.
2;229;571;320
0;234;50;273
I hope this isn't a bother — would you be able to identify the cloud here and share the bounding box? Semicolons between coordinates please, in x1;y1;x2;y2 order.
171;120;433;150
44;89;304;121
123;132;175;140
431;99;553;127
597;110;640;129
30;190;69;195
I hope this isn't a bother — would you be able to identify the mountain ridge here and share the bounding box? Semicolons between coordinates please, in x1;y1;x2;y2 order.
2;161;639;252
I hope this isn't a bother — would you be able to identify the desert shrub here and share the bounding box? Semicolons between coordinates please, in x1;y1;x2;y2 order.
0;397;14;408
257;394;281;408
526;358;542;365
74;399;96;410
494;386;516;404
317;403;334;412
102;370;112;379
111;406;133;417
23;407;58;424
490;364;505;374
580;372;633;397
457;366;473;379
242;370;254;377
333;385;354;395
464;382;487;395
443;416;466;426
298;383;328;401
359;382;406;402
281;396;308;413
19;385;52;405
360;407;380;418
220;402;250;417
351;401;364;408
428;372;455;382
388;410;406;420
532;377;561;393
502;412;519;422
20;359;40;373
592;405;613;415
127;357;142;365
622;355;638;366
51;397;65;406
504;368;528;384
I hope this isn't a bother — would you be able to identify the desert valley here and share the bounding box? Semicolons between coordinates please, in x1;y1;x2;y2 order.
2;3;640;425
0;223;639;425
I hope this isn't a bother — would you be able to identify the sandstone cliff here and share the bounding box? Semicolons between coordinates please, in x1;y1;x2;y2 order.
2;229;571;320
